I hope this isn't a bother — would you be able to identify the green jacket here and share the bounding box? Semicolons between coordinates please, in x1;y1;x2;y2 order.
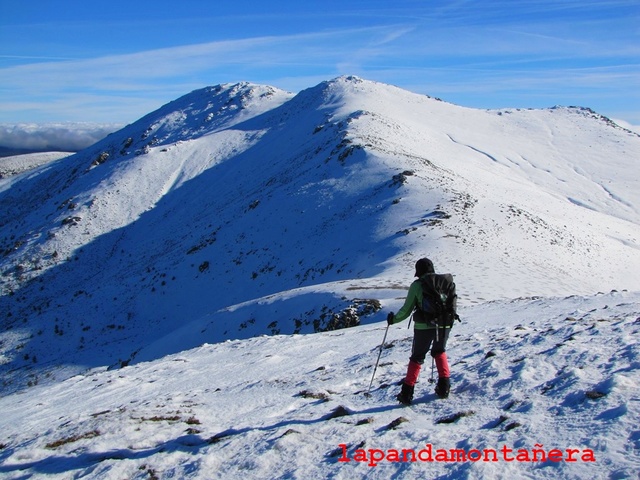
393;280;435;330
391;275;441;330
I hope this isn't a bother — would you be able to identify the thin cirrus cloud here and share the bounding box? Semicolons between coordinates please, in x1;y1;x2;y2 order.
0;6;638;130
0;26;410;122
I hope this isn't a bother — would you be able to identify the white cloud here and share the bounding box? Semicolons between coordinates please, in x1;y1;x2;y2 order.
0;26;405;123
0;123;122;152
0;27;400;89
0;14;638;126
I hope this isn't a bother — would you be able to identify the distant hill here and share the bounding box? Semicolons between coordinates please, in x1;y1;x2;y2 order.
0;151;71;177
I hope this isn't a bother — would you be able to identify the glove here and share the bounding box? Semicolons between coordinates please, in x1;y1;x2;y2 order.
387;312;395;325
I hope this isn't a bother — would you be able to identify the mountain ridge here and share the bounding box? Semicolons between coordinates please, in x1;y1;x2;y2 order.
1;75;639;393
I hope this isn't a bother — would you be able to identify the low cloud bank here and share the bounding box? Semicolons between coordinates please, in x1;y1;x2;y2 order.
0;123;123;152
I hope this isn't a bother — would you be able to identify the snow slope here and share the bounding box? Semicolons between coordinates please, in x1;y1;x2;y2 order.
2;77;639;393
0;151;70;178
0;290;638;479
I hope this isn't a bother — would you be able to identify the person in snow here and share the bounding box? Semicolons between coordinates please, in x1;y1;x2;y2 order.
387;258;457;405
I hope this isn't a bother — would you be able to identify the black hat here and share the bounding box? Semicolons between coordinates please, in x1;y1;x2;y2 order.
414;258;434;277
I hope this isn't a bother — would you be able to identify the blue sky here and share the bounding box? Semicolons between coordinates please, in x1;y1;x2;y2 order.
1;0;639;129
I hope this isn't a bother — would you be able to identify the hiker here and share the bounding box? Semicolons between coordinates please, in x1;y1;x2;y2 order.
387;258;457;405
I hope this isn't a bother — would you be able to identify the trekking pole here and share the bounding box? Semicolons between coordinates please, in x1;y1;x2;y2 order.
428;357;435;384
364;324;390;397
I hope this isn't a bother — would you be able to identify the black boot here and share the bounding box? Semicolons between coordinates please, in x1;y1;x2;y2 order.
435;377;450;399
396;382;414;405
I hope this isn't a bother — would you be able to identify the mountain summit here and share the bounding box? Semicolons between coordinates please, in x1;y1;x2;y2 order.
1;76;639;391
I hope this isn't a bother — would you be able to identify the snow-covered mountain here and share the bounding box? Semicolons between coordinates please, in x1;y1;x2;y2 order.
1;75;639;478
1;75;639;389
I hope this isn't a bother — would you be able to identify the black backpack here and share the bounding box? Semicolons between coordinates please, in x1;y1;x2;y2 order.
418;273;459;328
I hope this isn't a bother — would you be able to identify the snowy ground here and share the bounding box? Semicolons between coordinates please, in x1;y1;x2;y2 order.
0;151;70;177
1;77;639;479
1;290;638;479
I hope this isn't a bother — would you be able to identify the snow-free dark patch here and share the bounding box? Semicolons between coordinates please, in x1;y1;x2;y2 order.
326;405;351;420
585;390;607;400
297;389;330;401
504;421;522;431
385;417;409;430
207;429;238;444
436;411;475;424
483;415;509;429
356;417;374;426
45;430;100;449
